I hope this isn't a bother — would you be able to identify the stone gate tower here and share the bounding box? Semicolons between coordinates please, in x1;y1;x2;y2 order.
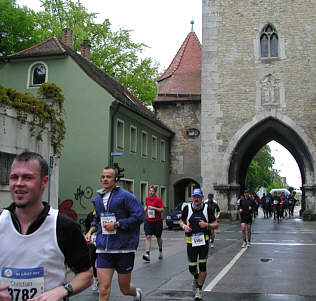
202;0;316;217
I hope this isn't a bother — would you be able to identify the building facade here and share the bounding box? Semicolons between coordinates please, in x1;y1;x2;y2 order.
0;29;173;222
201;0;316;216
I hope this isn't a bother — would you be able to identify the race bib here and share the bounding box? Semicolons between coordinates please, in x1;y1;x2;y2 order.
91;232;97;245
1;267;44;301
192;232;206;247
273;200;278;205
148;209;155;219
101;213;117;235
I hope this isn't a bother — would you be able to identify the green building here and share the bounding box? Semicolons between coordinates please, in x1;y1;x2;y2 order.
0;29;173;224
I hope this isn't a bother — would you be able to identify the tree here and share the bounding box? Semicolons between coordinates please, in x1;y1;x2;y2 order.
33;0;159;105
246;144;284;193
0;0;41;56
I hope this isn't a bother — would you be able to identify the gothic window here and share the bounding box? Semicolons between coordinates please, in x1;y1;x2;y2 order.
29;62;47;86
260;24;278;58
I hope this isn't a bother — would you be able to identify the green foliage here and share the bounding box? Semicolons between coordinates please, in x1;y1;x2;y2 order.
266;173;286;194
0;83;66;157
0;0;41;56
246;145;284;193
33;0;159;105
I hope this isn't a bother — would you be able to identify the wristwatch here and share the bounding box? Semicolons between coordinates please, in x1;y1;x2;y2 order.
114;221;119;230
64;283;73;297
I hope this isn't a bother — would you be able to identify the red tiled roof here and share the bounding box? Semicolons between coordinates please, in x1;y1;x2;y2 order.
7;37;66;58
154;31;201;101
2;36;173;134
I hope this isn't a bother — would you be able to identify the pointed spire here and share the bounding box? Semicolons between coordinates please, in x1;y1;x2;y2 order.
191;19;194;32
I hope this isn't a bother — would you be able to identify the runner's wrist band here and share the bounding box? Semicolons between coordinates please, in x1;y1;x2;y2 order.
182;224;186;230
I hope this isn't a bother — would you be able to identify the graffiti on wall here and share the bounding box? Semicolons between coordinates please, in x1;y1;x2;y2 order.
58;185;94;225
58;199;77;222
74;185;93;209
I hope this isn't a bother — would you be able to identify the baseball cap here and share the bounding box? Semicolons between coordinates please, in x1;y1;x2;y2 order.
192;188;203;196
244;189;249;193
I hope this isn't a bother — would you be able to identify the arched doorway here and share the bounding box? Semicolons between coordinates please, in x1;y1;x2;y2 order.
227;117;314;213
174;178;200;208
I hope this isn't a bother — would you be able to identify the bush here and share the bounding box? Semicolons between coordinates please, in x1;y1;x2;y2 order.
302;209;316;221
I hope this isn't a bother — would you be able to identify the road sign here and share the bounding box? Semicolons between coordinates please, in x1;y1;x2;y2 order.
111;152;123;156
49;155;54;168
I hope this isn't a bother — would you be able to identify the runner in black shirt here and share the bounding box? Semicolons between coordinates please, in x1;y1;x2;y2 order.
238;189;253;247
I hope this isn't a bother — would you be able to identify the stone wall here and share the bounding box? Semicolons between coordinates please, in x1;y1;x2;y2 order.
155;101;201;207
202;0;316;214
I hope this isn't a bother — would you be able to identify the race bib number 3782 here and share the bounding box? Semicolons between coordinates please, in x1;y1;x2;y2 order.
1;267;44;301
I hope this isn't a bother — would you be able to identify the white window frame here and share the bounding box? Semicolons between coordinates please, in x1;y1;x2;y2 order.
152;135;158;160
160;139;166;162
160;186;167;208
140;181;149;206
141;130;148;157
116;119;124;150
27;61;48;88
129;125;137;154
117;178;134;194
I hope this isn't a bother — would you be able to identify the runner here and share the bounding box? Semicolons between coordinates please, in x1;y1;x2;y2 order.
85;166;144;301
179;188;218;300
143;185;164;262
238;189;253;247
0;151;92;301
204;193;220;248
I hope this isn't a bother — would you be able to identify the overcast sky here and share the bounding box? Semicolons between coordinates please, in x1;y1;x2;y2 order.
17;0;202;70
16;0;302;189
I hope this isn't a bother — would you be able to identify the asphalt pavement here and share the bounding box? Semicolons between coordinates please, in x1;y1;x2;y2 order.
71;207;316;300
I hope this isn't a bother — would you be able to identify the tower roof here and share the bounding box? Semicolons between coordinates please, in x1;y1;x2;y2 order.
154;25;201;103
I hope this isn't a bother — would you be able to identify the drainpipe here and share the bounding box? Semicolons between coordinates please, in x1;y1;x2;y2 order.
109;101;121;167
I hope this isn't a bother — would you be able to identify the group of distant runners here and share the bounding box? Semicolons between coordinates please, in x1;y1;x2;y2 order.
261;192;297;222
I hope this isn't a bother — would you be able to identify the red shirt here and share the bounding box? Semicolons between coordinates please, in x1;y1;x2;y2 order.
145;195;164;222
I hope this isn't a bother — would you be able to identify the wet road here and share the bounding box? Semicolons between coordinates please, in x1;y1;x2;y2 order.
72;207;316;300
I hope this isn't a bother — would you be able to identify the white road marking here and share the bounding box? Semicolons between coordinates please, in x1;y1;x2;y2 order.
204;247;247;292
252;242;316;246
204;240;316;292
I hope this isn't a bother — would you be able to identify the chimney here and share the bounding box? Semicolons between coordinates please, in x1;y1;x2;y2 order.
81;40;91;61
62;28;73;49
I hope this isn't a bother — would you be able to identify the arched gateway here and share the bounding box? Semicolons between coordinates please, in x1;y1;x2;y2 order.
201;0;316;218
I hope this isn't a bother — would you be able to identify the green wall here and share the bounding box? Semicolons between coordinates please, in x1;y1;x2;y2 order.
0;57;113;219
0;55;171;226
112;108;170;206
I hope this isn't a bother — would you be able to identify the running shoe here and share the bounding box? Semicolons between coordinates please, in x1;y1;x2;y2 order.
91;277;98;291
134;288;143;301
192;279;198;292
142;253;150;262
194;287;203;300
158;252;163;260
247;241;251;247
241;241;247;248
210;242;214;248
